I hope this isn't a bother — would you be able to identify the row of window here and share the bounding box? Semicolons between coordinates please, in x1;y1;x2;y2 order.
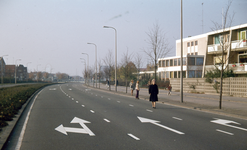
187;41;198;47
159;57;204;67
159;70;202;79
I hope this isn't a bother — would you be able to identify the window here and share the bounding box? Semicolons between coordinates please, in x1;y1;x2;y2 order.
239;54;247;63
188;70;195;78
166;71;169;78
195;52;198;55
187;42;190;47
191;41;194;46
174;71;177;78
158;60;161;67
196;57;204;66
195;41;198;45
170;59;173;66
178;58;180;65
188;57;195;65
166;60;169;67
191;53;194;55
195;70;202;78
170;71;174;78
240;31;246;40
183;58;186;65
174;59;177;66
162;60;165;67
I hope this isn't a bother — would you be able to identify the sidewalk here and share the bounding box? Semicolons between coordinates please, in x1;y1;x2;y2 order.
88;83;247;120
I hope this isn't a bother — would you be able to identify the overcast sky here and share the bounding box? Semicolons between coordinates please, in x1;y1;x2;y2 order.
0;0;246;76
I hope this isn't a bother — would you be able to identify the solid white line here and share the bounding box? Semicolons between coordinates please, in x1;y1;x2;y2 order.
15;90;43;150
128;134;140;140
216;129;234;135
90;110;95;113
146;109;153;112
172;117;182;121
152;122;185;135
104;119;110;122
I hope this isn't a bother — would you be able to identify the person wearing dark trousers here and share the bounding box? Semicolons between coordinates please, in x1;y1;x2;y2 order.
135;81;140;99
149;79;159;108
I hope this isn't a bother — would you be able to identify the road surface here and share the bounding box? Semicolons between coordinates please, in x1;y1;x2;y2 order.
3;83;247;150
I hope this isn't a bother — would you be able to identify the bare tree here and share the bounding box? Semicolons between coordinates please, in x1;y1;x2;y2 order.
209;0;235;109
143;22;172;81
103;50;114;90
120;49;136;93
135;53;143;80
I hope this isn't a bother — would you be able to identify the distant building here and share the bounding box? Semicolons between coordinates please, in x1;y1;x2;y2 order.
17;65;28;81
0;57;6;78
5;65;15;78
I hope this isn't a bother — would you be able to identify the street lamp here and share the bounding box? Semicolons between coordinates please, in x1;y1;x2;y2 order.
15;59;21;84
103;26;117;92
26;62;31;82
87;43;97;88
80;58;87;84
37;64;41;82
1;55;8;84
82;53;89;86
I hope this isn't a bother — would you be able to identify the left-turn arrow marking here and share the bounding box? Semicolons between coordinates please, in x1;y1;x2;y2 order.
55;117;95;136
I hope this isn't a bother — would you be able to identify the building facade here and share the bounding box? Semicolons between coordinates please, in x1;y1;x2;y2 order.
158;23;247;79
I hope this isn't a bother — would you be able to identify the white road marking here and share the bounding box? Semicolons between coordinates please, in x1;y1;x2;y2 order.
82;105;85;107
108;98;111;100
146;109;153;112
95;95;97;96
173;117;182;121
72;98;74;100
129;104;134;107
101;96;104;98
128;134;140;140
15;90;43;150
138;116;185;135
69;96;71;98
90;110;95;113
117;101;120;103
104;119;110;122
216;129;234;135
76;101;79;103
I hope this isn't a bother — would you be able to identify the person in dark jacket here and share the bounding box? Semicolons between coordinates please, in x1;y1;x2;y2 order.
149;79;159;108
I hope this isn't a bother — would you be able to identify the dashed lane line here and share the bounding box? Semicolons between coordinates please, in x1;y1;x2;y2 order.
216;129;234;135
104;119;110;123
128;134;140;140
172;117;183;121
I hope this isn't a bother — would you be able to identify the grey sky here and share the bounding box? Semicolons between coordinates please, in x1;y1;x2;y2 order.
0;0;246;76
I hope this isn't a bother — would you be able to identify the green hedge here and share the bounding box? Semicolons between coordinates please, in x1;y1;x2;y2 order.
0;84;52;131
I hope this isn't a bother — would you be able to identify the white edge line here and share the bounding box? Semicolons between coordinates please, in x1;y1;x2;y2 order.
128;134;140;140
172;117;183;121
15;89;43;150
104;119;110;122
216;129;234;135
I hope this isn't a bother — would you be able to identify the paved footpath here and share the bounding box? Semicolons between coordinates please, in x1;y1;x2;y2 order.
89;83;247;120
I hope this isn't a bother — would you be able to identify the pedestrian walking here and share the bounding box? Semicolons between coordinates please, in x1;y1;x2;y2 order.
135;81;140;99
130;80;134;96
167;84;172;96
149;79;159;109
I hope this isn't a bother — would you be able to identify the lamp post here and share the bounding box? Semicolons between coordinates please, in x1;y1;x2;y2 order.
37;64;41;82
1;55;8;84
26;62;31;82
103;26;117;92
87;43;97;88
80;58;87;84
180;0;183;103
15;59;21;84
82;53;89;86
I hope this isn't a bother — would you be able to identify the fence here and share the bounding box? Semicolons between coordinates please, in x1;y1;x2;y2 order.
170;77;247;97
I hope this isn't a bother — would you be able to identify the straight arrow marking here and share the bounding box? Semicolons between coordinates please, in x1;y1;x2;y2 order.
211;118;247;131
137;116;184;135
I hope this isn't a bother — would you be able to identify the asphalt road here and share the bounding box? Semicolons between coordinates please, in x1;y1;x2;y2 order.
3;83;247;150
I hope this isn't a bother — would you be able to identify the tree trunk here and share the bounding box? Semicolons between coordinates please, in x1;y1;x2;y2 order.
219;46;224;109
